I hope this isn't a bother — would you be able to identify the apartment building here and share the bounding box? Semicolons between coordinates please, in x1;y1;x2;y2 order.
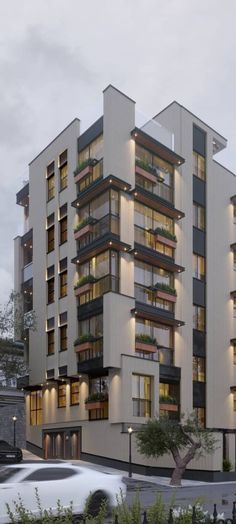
14;85;236;477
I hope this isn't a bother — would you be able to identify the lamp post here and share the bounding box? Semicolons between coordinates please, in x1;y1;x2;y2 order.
12;416;17;447
128;426;133;478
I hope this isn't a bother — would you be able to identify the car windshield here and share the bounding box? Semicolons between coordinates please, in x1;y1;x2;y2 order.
0;467;21;483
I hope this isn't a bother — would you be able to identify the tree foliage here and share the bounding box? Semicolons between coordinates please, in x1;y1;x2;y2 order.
136;414;217;486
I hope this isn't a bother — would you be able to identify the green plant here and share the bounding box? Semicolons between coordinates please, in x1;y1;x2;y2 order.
74;216;96;232
155;227;177;242
6;488;73;523
155;282;177;296
135;333;157;345
73;158;97;176
85;391;108;404
74;275;97;288
74;333;95;345
159;394;177;404
223;458;232;472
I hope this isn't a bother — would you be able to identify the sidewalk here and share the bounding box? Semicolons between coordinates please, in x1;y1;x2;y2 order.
22;449;207;487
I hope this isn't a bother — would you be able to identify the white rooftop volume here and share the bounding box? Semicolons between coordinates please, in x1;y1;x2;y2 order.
135;109;174;151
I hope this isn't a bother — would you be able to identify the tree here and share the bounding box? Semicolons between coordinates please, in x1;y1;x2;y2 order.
0;292;36;384
135;414;217;486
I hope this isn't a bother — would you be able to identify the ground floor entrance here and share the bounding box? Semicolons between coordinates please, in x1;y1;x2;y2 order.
43;427;81;460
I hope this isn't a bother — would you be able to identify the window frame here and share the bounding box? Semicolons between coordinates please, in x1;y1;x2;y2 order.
58;383;67;408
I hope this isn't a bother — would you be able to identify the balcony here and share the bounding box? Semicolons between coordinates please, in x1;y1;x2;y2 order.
16;182;29;207
72;174;131;210
135;334;157;354
74;158;102;185
159;395;179;412
75;337;103;373
135;283;176;311
135;160;173;205
133;302;184;327
133;225;184;273
76;214;119;249
22;262;33;282
74;217;97;240
85;392;108;411
75;274;119;303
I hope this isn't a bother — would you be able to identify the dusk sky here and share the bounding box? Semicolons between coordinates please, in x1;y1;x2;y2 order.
0;0;236;306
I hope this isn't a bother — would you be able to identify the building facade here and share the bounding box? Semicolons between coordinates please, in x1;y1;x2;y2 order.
14;85;236;476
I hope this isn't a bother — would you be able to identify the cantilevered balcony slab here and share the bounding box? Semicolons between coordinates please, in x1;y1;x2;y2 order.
132;302;184;327
131;127;185;166
72;233;131;265
72;175;131;209
131;186;184;220
132;243;184;273
16;182;29;206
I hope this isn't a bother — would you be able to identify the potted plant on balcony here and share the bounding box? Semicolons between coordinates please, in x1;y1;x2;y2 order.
73;158;98;183
155;227;177;248
155;282;177;302
159;394;178;412
85;391;108;410
74;333;96;353
74;275;97;297
74;216;96;240
135;334;157;353
135;159;164;183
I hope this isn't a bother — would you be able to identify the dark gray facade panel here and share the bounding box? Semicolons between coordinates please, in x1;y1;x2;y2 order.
193;227;205;256
159;364;181;382
193;278;205;306
193;176;206;206
193;381;206;407
193;330;206;357
78;116;103;152
193;124;206;156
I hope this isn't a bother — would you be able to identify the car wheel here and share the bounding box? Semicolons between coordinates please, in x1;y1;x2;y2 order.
87;490;109;517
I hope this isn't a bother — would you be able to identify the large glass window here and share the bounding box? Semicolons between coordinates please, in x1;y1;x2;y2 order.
193;305;205;331
134;202;173;234
132;374;151;417
193;254;205;280
58;384;66;408
60;217;67;245
47;278;54;304
47;175;55;201
136;318;173;348
78;190;119;224
47;226;54;253
193;203;205;231
60;325;67;352
135;260;172;287
59;150;68;191
233;343;236;365
78;135;103;165
78;250;118;280
60;271;67;298
70;379;80;405
78;314;103;338
136;144;173;187
30;390;42;425
193;356;205;382
193;151;205;180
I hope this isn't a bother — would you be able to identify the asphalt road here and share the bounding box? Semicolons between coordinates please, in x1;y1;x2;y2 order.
126;478;236;518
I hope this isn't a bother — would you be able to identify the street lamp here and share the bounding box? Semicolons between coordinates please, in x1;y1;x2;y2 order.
128;426;133;478
12;416;17;447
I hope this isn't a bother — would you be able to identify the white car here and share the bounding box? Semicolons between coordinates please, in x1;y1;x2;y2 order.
0;462;126;523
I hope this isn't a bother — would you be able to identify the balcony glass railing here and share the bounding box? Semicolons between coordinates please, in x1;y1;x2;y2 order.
134;225;174;258
135;283;174;312
22;262;33;282
78;214;119;249
158;347;174;366
79;275;119;305
78;338;103;363
136;173;173;204
78;159;103;193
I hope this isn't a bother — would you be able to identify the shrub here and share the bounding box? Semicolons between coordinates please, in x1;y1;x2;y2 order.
74;333;95;345
74;216;95;232
85;391;108;404
73;158;97;175
159;394;177;405
223;458;232;472
74;275;97;288
155;282;177;296
155;227;177;242
135;334;157;345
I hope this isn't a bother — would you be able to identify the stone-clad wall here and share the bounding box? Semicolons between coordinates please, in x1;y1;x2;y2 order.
0;402;25;448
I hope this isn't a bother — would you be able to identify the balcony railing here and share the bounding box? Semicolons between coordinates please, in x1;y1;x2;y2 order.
77;337;103;363
134;225;174;258
136;173;173;204
76;159;103;193
134;283;174;311
77;214;119;250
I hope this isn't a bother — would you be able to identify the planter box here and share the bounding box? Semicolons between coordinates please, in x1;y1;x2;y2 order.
155;289;177;303
159;402;178;412
155;233;177;249
74;224;93;240
74;341;94;353
85;400;108;410
74;283;93;297
136;164;157;184
74;165;93;184
135;341;156;353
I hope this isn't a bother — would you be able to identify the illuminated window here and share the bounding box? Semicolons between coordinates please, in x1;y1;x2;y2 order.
59;258;67;298
193;151;205;180
60;325;67;352
193;203;205;230
234;297;236;318
132;374;151;417
47;226;54;253
58;383;67;408
47;278;54;304
194;407;205;427
60;217;67;244
233;344;236;365
193;305;205;331
70;379;80;405
193;356;205;382
47;162;55;201
193;254;205;280
30;390;42;425
47;330;54;355
233;204;236;224
59;150;68;191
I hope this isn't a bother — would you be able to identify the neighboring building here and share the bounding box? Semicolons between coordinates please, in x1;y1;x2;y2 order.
14;85;236;477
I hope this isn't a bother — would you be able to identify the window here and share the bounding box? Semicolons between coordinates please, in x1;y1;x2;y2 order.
30;390;42;425
60;325;67;352
47;226;54;253
59;150;68;191
193;151;205;180
193;305;205;331
134;201;174;234
234;297;236;318
24;468;76;482
47;278;54;304
234;251;236;271
132;374;151;417
47;162;55;201
193;203;205;230
78;314;103;339
70;379;80;405
60;217;67;244
136;318;173;348
59;258;67;298
233;204;236;224
58;383;67;408
233;343;236;365
47;330;54;355
193;356;205;382
78;135;103;165
193;254;205;280
194;407;205;428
